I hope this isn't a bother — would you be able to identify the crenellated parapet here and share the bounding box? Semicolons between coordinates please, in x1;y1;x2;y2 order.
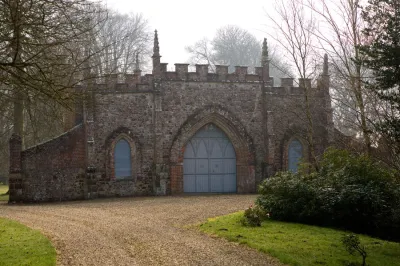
156;63;265;82
88;69;326;93
80;69;329;97
92;74;151;92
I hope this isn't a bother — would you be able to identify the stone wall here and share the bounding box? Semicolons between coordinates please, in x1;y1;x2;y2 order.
9;42;333;201
157;81;264;194
84;72;332;197
265;85;331;173
87;92;154;198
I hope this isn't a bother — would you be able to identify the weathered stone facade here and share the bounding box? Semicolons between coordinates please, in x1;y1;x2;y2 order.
9;32;334;202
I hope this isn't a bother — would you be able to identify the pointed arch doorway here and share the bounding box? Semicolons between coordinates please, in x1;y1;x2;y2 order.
183;124;237;193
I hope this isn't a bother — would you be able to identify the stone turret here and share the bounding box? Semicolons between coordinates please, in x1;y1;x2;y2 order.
135;52;140;71
323;54;328;74
134;52;141;83
317;53;330;90
152;30;161;78
261;38;272;85
322;53;329;88
261;38;269;66
316;54;334;143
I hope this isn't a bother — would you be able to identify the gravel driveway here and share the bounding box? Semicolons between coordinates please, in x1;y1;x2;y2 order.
0;195;281;266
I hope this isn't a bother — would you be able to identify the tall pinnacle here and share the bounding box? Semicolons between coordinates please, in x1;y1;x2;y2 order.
135;52;140;71
323;54;328;75
152;30;161;77
261;38;269;66
153;30;160;57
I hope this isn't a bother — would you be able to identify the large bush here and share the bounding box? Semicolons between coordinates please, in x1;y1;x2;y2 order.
257;148;400;241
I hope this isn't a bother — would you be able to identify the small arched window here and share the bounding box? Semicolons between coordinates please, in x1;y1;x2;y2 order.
114;139;132;178
288;139;303;172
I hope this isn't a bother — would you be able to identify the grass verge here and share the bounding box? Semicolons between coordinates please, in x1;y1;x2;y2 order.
0;218;56;266
199;212;400;266
0;185;8;201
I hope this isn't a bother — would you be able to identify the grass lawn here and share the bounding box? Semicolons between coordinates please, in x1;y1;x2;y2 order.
0;185;8;201
199;212;400;266
0;218;56;266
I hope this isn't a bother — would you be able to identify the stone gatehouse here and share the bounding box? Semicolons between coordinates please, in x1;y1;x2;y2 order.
8;31;333;202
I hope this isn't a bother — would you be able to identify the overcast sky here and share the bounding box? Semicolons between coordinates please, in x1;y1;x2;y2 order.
105;0;274;65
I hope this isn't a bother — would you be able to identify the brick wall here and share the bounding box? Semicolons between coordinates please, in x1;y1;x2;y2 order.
9;124;86;202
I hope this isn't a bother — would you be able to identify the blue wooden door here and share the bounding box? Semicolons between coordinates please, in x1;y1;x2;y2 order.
288;139;303;172
183;124;236;193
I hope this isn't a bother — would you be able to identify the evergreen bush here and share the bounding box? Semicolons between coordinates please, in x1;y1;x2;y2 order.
257;148;400;240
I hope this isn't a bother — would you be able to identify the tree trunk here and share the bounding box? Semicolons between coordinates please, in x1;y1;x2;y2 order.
354;61;372;155
10;0;24;143
13;90;24;138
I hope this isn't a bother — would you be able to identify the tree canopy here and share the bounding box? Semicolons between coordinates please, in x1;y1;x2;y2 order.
0;0;106;103
186;25;292;85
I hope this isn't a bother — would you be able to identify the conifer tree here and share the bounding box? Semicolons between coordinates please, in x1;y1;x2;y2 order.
360;0;400;164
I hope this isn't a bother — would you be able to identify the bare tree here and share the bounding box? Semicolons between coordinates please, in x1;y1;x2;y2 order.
268;0;320;169
186;37;215;70
212;25;260;71
306;0;375;155
90;10;152;76
185;25;293;84
0;2;153;179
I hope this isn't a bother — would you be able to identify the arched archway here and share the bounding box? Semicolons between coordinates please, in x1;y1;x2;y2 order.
281;131;309;172
105;127;142;180
169;107;255;194
183;124;236;193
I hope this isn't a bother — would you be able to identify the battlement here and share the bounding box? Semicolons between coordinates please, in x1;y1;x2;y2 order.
92;63;275;89
85;66;320;95
158;63;268;83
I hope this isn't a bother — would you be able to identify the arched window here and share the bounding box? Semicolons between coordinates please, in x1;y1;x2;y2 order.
288;139;303;172
114;139;132;178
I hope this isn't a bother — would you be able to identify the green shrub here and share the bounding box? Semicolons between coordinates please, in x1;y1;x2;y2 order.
240;205;267;227
257;171;327;224
257;148;400;241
